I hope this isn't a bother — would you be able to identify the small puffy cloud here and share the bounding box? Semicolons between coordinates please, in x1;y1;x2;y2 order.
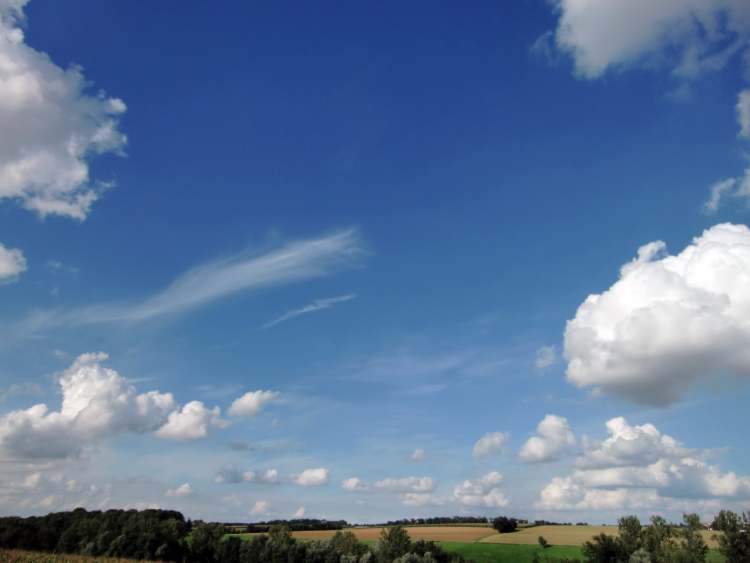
565;224;750;405
154;401;227;441
535;346;557;369
293;468;329;487
165;483;192;498
342;477;368;492
520;415;576;463
251;500;269;515
738;89;750;138
228;390;279;418
453;471;509;508
0;0;127;220
547;0;750;80
373;476;435;493
0;242;26;282
473;432;509;458
409;448;425;462
293;506;305;518
536;416;750;512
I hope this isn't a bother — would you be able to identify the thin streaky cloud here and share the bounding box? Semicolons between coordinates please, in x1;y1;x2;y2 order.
262;294;356;329
20;229;362;331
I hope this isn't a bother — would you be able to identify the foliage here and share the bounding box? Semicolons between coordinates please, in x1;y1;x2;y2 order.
712;510;750;563
0;508;187;561
581;513;710;563
493;517;519;534
539;536;551;549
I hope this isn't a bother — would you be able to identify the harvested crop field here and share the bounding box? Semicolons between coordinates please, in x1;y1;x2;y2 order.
239;525;496;543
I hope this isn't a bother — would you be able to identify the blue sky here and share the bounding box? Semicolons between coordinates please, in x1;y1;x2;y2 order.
2;0;750;523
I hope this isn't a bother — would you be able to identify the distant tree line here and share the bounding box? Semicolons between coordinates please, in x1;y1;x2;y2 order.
224;518;348;533
0;508;466;562
378;516;489;526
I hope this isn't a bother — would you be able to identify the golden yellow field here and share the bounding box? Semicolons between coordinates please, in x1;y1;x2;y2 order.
262;524;721;550
266;525;496;543
0;550;151;562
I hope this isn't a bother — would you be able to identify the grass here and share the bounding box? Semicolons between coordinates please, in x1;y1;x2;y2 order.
439;542;582;562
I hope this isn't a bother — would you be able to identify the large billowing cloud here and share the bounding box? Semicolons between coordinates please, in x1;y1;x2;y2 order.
536;417;750;512
520;415;576;463
549;0;750;79
0;0;127;220
453;471;509;508
565;223;750;405
0;242;25;281
0;353;231;459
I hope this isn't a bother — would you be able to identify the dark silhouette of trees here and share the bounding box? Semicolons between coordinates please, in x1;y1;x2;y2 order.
712;510;750;562
582;513;709;563
492;516;518;533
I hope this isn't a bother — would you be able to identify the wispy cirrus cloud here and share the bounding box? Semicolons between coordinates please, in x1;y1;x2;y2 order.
262;294;356;329
20;229;362;332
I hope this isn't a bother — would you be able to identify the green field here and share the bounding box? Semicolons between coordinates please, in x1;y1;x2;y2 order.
437;542;726;563
440;542;582;562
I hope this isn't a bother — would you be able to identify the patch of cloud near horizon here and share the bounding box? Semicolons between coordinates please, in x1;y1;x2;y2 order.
0;242;26;282
565;223;750;405
536;417;750;512
0;353;271;459
520;415;576;463
0;0;127;220
547;0;750;80
453;471;509;508
24;230;362;330
473;431;509;458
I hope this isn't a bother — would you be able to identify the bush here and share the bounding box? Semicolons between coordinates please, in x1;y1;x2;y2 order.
538;536;550;549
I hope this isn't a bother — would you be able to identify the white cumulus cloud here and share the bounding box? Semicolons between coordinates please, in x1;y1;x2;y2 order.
0;242;26;282
154;401;227;441
293;467;329;487
0;352;228;459
0;0;127;220
536;416;750;512
373;476;435;493
453;471;509;508
520;415;576;463
473;431;509;458
165;483;192;498
342;477;368;492
565;223;750;405
228;390;279;418
548;0;750;80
